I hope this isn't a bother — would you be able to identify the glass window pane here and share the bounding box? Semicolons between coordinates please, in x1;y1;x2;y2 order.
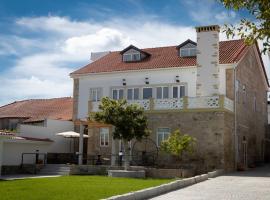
133;53;140;61
127;89;133;100
119;89;124;99
180;49;189;57
123;54;132;61
134;88;139;100
96;88;101;101
180;86;185;98
173;87;178;98
156;87;162;99
157;133;163;146
112;90;118;100
189;48;196;56
143;88;152;99
163;87;169;98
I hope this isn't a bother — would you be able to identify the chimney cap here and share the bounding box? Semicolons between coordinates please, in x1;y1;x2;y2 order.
195;25;220;33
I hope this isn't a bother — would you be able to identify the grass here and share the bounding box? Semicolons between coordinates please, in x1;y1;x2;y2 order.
0;176;172;200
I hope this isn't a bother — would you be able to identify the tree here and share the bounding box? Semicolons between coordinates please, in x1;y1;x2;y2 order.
91;97;149;170
219;0;270;53
161;129;196;160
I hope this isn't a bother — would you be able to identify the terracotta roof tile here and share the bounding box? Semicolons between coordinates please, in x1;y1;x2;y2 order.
0;97;73;122
71;39;249;75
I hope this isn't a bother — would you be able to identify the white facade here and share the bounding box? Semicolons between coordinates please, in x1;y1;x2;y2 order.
75;65;230;119
18;119;74;153
2;119;74;166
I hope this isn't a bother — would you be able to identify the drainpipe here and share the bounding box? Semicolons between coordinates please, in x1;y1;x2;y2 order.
233;63;238;170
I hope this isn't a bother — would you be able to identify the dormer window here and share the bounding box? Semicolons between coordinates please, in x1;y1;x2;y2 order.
180;48;196;57
123;52;141;62
177;39;197;58
120;44;151;62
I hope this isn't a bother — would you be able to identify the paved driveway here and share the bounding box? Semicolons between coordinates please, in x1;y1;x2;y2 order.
151;165;270;200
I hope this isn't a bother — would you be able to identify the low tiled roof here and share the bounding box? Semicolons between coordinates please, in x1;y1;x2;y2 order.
0;131;53;142
71;39;248;75
0;97;73;123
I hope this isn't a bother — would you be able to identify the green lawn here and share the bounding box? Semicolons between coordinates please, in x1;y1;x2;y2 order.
0;176;172;200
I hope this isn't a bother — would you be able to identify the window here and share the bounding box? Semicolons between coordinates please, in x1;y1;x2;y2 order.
156;86;169;99
143;88;153;99
123;53;141;62
172;85;186;98
157;128;171;147
90;88;102;102
112;88;124;100
127;88;140;100
180;48;196;57
100;128;109;147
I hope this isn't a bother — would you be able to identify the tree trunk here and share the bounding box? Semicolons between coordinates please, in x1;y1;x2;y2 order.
123;140;130;170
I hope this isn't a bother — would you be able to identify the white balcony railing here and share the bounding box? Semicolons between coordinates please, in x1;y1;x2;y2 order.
90;95;234;112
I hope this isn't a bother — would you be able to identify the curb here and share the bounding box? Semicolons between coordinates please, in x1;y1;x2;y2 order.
105;169;224;200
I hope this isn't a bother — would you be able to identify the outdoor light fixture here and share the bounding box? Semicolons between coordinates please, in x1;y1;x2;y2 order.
145;77;149;84
122;78;126;86
175;75;180;83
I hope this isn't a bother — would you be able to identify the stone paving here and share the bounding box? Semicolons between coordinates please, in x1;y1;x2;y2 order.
151;165;270;200
0;174;61;180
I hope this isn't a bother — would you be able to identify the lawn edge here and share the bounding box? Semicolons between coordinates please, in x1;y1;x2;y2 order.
104;169;224;200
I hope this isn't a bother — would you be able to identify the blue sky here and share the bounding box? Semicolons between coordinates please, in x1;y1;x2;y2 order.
0;0;268;106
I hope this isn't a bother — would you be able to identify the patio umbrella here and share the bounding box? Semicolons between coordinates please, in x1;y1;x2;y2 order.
56;131;89;153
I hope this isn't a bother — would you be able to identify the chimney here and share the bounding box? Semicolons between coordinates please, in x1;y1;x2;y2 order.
90;51;110;62
195;25;220;97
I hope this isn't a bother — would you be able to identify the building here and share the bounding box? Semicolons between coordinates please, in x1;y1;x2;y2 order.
70;25;269;172
0;97;74;174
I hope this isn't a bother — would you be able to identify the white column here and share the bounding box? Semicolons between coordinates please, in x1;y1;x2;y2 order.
78;124;84;165
0;140;3;176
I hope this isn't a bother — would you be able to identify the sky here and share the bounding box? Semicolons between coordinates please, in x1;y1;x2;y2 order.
0;0;269;106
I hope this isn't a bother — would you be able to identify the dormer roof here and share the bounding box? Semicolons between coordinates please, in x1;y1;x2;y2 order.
176;39;197;49
120;44;151;56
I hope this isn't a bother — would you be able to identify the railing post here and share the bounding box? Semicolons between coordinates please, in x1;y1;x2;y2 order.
149;98;154;110
219;95;225;109
183;96;188;109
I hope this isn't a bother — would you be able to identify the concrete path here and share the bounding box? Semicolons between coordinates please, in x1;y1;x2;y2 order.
0;174;61;180
151;165;270;200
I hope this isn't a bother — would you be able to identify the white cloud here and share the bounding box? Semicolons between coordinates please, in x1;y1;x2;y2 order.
0;15;269;106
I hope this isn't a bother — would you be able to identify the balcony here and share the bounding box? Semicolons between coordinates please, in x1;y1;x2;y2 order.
89;95;234;113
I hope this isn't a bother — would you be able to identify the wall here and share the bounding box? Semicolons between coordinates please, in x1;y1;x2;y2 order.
2;140;50;165
226;46;268;166
18;119;74;153
86;110;234;171
76;66;229;120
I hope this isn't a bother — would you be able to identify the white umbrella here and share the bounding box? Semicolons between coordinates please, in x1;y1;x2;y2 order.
56;131;89;138
56;131;89;153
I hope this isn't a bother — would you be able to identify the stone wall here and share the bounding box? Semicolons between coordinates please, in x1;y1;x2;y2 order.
226;46;268;167
72;78;79;121
86;110;234;172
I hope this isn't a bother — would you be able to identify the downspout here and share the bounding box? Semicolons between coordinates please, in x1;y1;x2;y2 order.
233;63;238;170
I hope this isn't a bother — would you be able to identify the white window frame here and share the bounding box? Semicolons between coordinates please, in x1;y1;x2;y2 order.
142;87;153;99
90;88;102;102
180;48;196;57
112;88;124;100
157;127;171;147
100;127;109;147
156;86;169;99
127;88;140;100
172;85;186;98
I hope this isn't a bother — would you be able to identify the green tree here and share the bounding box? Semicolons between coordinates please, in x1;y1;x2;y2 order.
91;97;149;170
219;0;270;53
161;129;196;160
